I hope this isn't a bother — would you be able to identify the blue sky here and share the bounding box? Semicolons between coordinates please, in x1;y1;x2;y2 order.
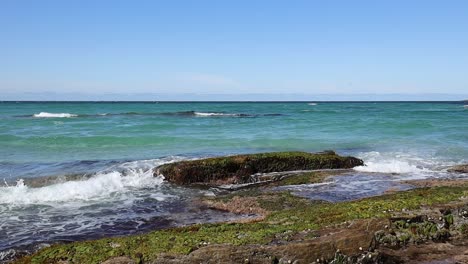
1;0;467;100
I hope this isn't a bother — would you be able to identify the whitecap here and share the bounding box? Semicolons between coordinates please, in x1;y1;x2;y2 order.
33;112;78;118
194;112;238;117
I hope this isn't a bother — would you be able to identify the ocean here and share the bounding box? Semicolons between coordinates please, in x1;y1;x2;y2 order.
0;101;467;259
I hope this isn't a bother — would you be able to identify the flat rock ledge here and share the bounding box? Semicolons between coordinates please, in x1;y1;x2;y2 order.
154;151;363;185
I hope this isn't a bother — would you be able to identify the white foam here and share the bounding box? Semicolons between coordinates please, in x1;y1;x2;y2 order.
353;151;430;174
33;112;78;118
0;170;161;205
194;112;237;116
308;103;317;106
354;160;426;174
0;249;17;262
0;157;185;205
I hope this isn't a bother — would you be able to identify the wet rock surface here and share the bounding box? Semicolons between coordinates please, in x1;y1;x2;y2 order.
154;151;363;185
13;168;468;264
447;164;468;173
150;218;385;264
150;202;468;264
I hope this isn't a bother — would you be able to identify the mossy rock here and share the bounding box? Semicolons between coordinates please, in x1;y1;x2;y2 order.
16;186;468;264
154;151;363;185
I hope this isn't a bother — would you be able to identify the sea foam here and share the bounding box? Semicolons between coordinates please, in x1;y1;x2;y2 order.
0;158;184;205
194;112;239;117
353;151;431;174
0;170;161;204
33;112;78;118
354;160;426;174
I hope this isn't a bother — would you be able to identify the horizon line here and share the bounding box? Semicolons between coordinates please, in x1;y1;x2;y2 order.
1;100;467;103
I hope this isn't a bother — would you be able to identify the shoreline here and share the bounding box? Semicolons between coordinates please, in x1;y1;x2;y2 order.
13;179;468;264
10;153;468;264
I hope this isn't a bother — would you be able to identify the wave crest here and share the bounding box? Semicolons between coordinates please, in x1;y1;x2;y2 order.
0;158;184;205
25;111;283;118
33;112;78;118
194;112;241;117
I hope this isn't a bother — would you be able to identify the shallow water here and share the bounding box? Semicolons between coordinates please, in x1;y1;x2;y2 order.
0;101;467;259
276;172;416;202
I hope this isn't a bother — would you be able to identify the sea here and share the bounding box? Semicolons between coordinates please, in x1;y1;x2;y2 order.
0;101;467;260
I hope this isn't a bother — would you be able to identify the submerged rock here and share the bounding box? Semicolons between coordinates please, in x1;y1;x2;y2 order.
154;151;363;185
448;164;468;173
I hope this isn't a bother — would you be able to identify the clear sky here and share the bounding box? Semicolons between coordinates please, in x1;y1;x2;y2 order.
1;0;467;100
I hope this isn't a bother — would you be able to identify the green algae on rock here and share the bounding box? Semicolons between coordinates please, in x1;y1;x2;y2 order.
16;185;468;264
154;151;363;185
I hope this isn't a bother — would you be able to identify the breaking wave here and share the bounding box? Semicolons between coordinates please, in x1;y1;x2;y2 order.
353;151;442;175
33;112;78;118
194;112;245;117
25;111;283;118
354;159;427;174
0;157;184;205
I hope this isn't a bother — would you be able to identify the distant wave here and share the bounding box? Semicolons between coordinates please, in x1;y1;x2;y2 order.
114;111;251;117
193;112;284;117
307;103;318;106
33;112;78;118
194;112;254;117
159;111;254;117
194;112;236;117
24;111;284;118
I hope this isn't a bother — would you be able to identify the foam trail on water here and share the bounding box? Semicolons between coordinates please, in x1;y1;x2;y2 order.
33;112;78;118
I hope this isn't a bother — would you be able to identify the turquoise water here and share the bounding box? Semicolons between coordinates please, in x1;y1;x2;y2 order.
0;101;467;258
1;102;467;164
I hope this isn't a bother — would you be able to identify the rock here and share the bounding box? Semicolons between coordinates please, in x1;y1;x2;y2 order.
152;219;385;264
102;256;136;264
154;151;363;185
447;164;468;173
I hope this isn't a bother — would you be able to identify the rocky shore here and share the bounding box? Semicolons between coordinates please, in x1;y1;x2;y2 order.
13;152;468;264
154;151;363;185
